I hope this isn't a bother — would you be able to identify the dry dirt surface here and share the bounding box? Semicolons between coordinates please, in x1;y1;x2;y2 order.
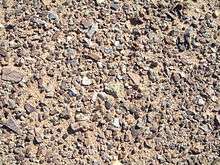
0;0;220;164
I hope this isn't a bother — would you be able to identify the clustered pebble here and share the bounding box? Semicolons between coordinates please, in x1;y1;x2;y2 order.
0;0;220;164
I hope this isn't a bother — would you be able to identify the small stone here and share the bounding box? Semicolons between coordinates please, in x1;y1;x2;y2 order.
104;82;125;99
82;76;92;86
148;69;157;82
213;10;220;18
0;49;7;59
81;19;93;29
85;53;102;61
3;117;21;134
112;118;120;128
34;127;43;144
95;0;105;4
48;11;59;21
197;96;205;106
86;23;98;38
128;72;141;85
68;88;78;97
105;100;112;110
24;103;36;114
75;113;90;121
68;122;82;133
1;67;24;83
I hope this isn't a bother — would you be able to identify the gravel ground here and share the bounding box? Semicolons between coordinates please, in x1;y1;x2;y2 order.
0;0;220;164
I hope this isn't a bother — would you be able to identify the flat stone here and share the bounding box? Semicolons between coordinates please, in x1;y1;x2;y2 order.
86;53;102;61
75;112;90;121
82;76;92;86
104;82;125;99
96;0;105;4
197;96;205;106
24;103;36;114
68;122;81;133
128;72;141;85
112;118;120;128
86;23;98;38
1;67;24;83
81;19;93;29
48;11;59;21
3;117;21;134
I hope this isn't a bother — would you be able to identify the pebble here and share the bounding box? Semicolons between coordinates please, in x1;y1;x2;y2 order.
68;122;81;133
1;67;24;83
128;72;141;86
213;10;219;18
85;53;102;61
112;118;120;128
3;117;21;134
86;23;98;38
197;96;205;106
48;11;59;21
24;103;36;114
104;82;125;99
82;76;93;86
75;112;90;121
211;159;220;165
68;88;78;97
96;0;105;4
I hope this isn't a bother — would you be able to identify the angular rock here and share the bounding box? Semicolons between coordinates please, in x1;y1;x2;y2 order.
85;53;102;61
82;76;92;86
104;82;125;98
112;118;120;128
24;103;36;114
75;112;90;121
95;0;105;4
1;67;24;83
3;117;21;134
86;23;98;38
128;72;141;85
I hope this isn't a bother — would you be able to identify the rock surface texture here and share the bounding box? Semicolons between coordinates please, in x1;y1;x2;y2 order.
0;0;219;164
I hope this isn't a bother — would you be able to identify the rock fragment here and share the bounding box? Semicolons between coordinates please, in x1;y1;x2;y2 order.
3;117;21;134
82;76;93;86
128;72;141;85
1;67;24;83
104;82;125;98
48;11;59;21
75;112;90;121
112;118;120;128
85;53;102;61
24;103;36;114
86;23;98;38
95;0;105;4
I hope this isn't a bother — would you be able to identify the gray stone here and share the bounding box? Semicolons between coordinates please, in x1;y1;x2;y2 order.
1;67;24;83
82;76;92;86
3;117;21;134
112;118;120;128
48;11;59;21
86;23;98;38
